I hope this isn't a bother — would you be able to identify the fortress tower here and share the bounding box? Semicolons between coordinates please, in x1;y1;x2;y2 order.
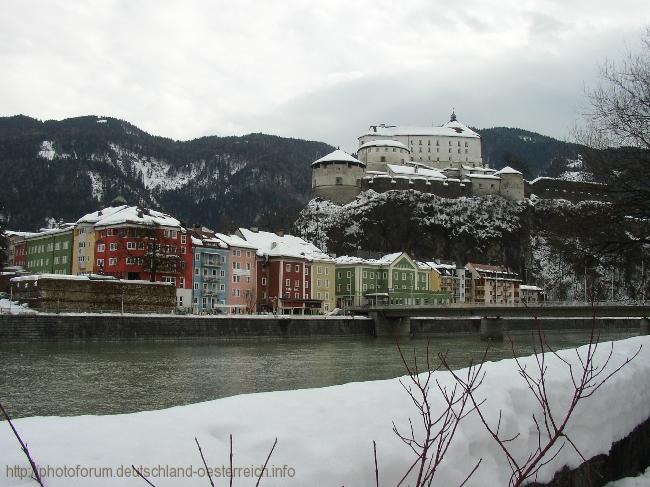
311;149;366;204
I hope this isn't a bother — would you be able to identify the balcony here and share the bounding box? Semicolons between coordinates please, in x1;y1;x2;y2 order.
203;275;221;282
203;290;220;296
203;259;222;267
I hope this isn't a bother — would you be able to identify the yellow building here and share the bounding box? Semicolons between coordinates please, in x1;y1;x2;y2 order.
312;259;336;313
72;206;126;275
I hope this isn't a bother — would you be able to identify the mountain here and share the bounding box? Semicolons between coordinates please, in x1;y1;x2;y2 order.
0;116;591;232
0;115;334;231
476;127;585;179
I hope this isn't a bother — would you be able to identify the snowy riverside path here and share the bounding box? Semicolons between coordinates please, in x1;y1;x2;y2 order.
1;336;649;486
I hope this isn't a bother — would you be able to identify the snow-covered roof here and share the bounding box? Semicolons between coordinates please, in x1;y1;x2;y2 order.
361;119;480;139
4;230;39;238
10;274;170;285
93;206;182;229
358;139;409;151
237;228;331;261
495;166;522;176
462;165;496;173
27;225;75;239
334;252;405;267
468;174;501;180
520;284;543;291
387;164;446;180
213;233;258;250
312;149;365;167
77;205;129;224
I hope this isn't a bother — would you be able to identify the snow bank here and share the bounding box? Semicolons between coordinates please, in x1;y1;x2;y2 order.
0;299;35;314
1;337;649;486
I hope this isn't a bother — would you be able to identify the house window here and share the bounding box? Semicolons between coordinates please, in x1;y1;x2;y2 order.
262;277;267;285
285;279;290;287
171;230;178;239
286;264;291;271
294;279;299;287
127;242;136;250
97;244;105;252
108;257;117;266
109;243;118;251
295;264;299;272
181;235;187;244
194;283;199;290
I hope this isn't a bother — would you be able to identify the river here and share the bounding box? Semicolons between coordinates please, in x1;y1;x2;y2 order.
0;329;638;418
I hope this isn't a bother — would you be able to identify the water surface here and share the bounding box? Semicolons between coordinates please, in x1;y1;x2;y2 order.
0;329;638;418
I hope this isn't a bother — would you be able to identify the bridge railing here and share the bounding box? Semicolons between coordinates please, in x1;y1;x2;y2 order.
365;299;647;311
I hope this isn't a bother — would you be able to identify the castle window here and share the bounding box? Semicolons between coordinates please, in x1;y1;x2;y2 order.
465;149;468;154
380;156;386;162
427;140;431;145
393;148;396;152
436;140;439;146
465;142;468;147
335;177;343;185
449;141;452;145
419;148;422;153
458;141;461;146
385;148;388;152
419;140;422;145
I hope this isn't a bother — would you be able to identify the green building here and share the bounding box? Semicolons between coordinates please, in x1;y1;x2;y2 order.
334;252;449;308
26;225;74;275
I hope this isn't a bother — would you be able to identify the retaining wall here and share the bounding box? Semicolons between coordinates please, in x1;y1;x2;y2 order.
0;314;374;341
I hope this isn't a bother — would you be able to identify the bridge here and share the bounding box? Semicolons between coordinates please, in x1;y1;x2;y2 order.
356;303;650;338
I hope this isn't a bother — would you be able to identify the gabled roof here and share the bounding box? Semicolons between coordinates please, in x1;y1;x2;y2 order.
237;228;331;261
311;149;365;167
93;206;182;229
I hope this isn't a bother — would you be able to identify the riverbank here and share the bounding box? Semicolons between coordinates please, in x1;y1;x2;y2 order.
0;313;644;342
1;336;648;486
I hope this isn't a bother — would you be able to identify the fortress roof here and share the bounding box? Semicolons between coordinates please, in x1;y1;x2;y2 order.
358;139;409;151
495;166;523;175
311;149;365;167
360;120;480;139
387;164;447;180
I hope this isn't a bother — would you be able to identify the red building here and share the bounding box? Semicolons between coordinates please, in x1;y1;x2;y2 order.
237;228;321;314
92;207;192;293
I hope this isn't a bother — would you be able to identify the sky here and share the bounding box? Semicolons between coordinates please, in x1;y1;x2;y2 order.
1;0;649;152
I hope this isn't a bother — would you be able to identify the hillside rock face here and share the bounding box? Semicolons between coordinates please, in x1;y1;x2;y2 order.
0;115;333;231
294;190;645;301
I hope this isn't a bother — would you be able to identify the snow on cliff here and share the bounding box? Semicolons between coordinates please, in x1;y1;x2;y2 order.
0;336;648;486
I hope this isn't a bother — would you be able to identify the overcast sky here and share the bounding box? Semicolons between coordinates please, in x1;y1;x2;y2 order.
1;0;649;151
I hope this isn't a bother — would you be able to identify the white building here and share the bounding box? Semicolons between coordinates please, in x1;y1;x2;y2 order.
358;112;482;170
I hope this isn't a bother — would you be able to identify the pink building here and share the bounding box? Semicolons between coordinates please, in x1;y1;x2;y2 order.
214;233;258;314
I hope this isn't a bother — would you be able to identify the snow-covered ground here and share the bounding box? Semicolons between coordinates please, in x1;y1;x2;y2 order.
1;336;648;486
0;299;35;314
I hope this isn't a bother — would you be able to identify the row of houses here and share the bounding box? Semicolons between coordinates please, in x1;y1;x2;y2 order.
5;203;539;314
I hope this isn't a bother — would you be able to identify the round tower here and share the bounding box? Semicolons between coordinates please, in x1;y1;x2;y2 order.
311;149;365;204
495;166;525;201
357;139;410;172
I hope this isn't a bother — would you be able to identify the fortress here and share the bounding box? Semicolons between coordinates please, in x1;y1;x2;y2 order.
311;113;607;204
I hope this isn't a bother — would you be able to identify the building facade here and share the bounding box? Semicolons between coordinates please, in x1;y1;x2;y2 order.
467;263;521;304
91;207;193;302
190;229;229;314
25;226;74;275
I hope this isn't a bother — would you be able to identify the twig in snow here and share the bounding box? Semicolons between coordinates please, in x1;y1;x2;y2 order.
0;402;45;487
195;437;215;487
255;437;278;487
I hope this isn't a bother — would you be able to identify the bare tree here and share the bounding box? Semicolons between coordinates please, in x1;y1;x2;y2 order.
441;314;641;487
374;342;483;487
575;27;650;255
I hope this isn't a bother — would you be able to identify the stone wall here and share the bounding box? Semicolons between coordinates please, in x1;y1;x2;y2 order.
0;314;374;341
361;176;472;198
526;178;610;202
10;277;176;313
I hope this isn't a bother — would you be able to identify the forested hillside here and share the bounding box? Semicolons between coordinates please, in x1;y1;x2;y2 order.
0;115;334;231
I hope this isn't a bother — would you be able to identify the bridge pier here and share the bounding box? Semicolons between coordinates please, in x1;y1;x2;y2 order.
641;317;650;335
371;312;410;338
480;317;505;341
